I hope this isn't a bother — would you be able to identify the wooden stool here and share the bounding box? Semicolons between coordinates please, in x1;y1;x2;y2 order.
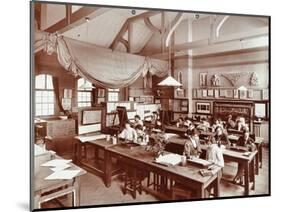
122;164;143;199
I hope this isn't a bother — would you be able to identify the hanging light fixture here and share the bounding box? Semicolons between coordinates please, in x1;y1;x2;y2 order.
79;17;95;90
157;13;182;87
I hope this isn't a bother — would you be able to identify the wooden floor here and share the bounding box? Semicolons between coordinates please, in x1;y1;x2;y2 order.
41;147;269;209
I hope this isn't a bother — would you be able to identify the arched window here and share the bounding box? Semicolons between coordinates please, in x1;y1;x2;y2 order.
35;74;54;116
77;78;93;107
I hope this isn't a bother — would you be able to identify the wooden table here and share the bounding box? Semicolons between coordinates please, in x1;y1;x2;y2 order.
164;125;187;135
73;138;120;186
34;152;86;209
227;135;264;174
167;136;257;196
104;144;221;199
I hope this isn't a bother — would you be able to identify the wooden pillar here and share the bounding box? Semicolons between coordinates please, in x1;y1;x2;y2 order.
187;19;193;117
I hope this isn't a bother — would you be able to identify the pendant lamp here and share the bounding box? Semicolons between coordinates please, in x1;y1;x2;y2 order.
158;13;182;87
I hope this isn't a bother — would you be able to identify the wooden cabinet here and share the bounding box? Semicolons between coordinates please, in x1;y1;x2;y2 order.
44;119;76;157
213;100;254;132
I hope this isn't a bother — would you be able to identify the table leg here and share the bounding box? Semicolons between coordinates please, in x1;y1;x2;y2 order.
259;144;263;168
255;152;259;175
104;150;112;187
244;162;250;196
74;177;81;206
214;173;220;197
251;159;255;190
34;193;41;209
197;184;205;199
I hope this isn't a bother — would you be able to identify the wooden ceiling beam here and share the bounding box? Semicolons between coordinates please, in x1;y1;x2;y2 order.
110;10;161;50
45;7;110;33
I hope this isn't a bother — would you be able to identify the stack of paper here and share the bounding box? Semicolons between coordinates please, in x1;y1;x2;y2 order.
45;170;81;180
155;153;182;166
75;134;107;143
41;159;72;167
41;159;80;180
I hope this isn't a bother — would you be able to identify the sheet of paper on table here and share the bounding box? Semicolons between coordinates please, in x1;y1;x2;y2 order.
155;153;182;166
34;144;47;156
41;159;72;167
187;157;212;167
75;134;107;143
50;164;72;172
45;170;81;180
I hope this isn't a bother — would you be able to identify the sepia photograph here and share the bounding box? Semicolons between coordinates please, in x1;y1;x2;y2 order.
31;1;270;211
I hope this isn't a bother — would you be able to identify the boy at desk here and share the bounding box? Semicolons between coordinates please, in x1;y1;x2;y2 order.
119;121;138;143
135;124;149;145
133;115;143;127
151;111;161;129
196;117;210;132
183;128;202;159
233;129;256;184
176;117;184;128
183;117;192;127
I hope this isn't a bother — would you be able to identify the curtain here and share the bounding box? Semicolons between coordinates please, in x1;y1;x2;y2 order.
52;76;66;115
35;32;168;89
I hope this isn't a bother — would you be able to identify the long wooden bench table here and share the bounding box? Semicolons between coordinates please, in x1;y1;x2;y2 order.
166;136;258;196
104;144;221;199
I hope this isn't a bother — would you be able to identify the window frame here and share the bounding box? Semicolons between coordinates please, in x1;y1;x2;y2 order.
35;74;55;116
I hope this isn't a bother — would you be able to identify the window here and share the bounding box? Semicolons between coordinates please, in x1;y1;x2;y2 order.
107;88;119;102
77;78;93;107
35;74;55;116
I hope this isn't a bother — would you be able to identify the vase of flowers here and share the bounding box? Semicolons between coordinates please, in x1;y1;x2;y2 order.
145;132;170;158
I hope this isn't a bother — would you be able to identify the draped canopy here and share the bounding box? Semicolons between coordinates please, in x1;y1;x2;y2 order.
35;31;168;88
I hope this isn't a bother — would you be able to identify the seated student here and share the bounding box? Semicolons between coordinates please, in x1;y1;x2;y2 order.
212;118;224;133
185;123;195;136
236;117;248;132
196;117;210;132
226;114;236;130
135;124;148;144
211;126;231;147
133;115;143;127
233;129;256;184
206;137;225;168
151;111;161;128
183;128;202;159
183;117;192;127
119;121;138;143
176;117;184;128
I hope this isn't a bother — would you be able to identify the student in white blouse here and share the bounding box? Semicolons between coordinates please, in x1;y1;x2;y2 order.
119;122;137;143
206;137;225;168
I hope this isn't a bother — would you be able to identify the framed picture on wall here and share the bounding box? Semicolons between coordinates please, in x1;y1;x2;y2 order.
219;89;226;97
262;89;269;100
193;89;197;98
63;89;72;99
199;73;207;86
214;89;219;98
233;89;239;99
202;89;207;97
225;89;233;98
196;102;211;114
207;89;213;97
98;88;105;97
248;89;254;99
239;90;247;99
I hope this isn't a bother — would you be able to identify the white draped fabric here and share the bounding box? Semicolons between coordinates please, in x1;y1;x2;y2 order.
34;31;168;88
